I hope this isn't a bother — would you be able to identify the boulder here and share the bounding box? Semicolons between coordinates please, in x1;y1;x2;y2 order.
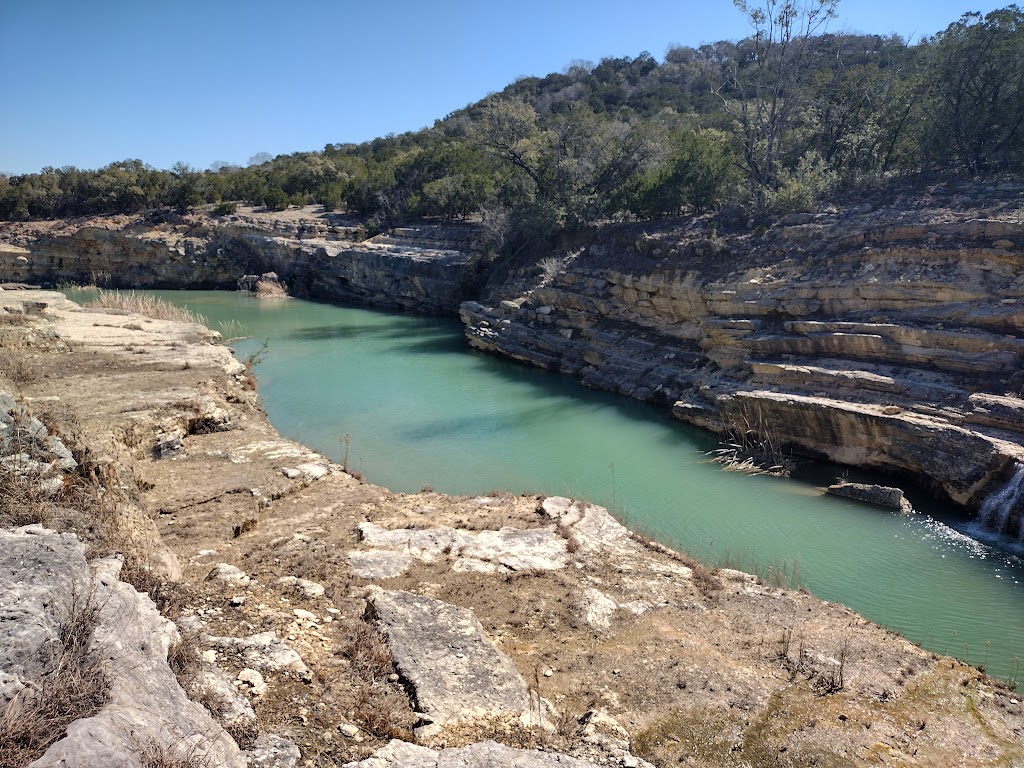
366;589;535;741
826;482;914;514
29;551;245;767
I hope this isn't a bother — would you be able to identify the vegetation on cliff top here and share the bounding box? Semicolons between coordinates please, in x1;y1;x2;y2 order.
2;2;1022;254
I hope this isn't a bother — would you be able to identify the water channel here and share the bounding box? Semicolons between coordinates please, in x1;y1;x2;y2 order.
85;290;1024;679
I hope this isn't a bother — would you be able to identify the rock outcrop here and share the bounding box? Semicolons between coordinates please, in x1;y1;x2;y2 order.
343;739;613;767
461;187;1024;531
0;527;244;768
366;589;537;741
826;481;914;513
0;208;483;314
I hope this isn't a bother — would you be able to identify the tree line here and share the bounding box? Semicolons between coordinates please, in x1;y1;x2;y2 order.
2;3;1022;256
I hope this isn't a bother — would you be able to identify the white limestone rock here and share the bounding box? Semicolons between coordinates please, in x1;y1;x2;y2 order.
342;739;606;767
276;575;326;599
366;590;535;741
206;562;251;588
33;555;245;767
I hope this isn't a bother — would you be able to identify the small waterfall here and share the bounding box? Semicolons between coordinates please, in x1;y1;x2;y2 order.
979;463;1024;543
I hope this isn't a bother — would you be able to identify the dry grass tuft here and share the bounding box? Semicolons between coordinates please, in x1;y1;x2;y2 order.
0;407;61;529
84;290;207;325
330;618;416;740
342;620;395;683
707;404;796;477
629;528;722;596
120;560;189;618
166;629;204;688
136;738;211;768
255;280;288;299
0;591;108;768
0;331;39;385
0;312;30;326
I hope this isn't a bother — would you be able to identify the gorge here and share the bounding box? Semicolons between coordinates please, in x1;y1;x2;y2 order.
2;184;1024;766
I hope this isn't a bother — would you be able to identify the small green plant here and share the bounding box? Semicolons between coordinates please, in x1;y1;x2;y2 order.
341;433;350;473
212;201;237;216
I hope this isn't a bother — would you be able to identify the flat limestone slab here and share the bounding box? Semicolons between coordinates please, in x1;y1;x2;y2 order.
343;738;604;767
367;590;533;740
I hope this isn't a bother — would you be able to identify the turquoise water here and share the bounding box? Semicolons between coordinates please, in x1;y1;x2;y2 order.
79;290;1024;679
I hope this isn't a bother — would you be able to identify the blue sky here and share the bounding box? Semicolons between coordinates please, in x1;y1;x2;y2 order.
0;0;1010;175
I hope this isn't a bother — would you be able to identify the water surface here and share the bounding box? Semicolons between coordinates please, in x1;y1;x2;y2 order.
78;290;1024;679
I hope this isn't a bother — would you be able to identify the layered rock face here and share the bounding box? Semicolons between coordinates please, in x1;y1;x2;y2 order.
462;192;1024;527
0;210;482;313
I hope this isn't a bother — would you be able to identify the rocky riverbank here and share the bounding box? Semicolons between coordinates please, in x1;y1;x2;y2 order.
1;285;1022;763
2;187;1023;535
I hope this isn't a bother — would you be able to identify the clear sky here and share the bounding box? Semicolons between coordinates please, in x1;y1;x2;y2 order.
0;0;1010;175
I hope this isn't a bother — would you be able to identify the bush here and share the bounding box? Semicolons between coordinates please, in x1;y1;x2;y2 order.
212;201;237;216
262;187;289;212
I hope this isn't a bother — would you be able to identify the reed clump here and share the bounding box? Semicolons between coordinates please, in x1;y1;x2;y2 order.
84;290;207;325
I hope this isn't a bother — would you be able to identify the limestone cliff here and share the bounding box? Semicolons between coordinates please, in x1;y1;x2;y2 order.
0;208;483;314
2;188;1024;533
461;185;1024;533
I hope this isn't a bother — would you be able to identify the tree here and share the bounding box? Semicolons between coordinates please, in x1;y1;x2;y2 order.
170;162;205;211
629;129;736;218
723;0;840;188
922;5;1024;172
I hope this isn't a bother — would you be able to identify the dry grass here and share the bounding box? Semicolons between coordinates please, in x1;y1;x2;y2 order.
136;739;211;768
0;401;165;573
341;619;394;683
0;407;59;529
332;619;415;740
0;591;108;768
255;279;288;298
84;290;207;325
166;629;204;687
0;311;30;326
0;332;39;385
628;528;722;596
707;404;796;477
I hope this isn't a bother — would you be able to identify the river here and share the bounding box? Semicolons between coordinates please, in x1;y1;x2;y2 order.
80;289;1024;681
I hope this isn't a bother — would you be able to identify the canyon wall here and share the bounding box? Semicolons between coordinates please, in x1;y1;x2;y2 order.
2;190;1023;530
0;211;482;314
462;190;1024;529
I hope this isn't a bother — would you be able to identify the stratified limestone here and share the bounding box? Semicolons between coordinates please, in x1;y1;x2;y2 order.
459;200;1024;531
366;589;534;741
0;213;482;314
